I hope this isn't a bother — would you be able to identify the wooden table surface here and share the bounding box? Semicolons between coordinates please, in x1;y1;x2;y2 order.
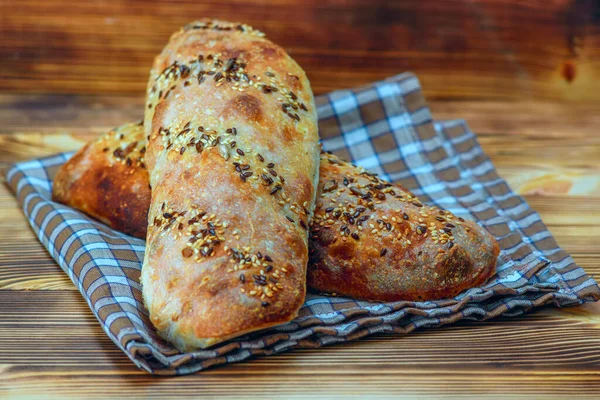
2;0;600;398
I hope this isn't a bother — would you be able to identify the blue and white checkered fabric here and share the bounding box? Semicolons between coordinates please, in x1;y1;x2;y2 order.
6;73;599;375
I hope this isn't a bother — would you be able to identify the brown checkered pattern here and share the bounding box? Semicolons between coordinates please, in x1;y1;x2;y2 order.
6;72;599;375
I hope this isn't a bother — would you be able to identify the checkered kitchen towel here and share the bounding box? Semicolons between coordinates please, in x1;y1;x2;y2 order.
6;73;600;375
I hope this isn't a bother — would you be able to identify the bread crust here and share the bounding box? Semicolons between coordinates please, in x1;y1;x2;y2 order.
140;20;320;350
307;152;499;302
52;122;150;239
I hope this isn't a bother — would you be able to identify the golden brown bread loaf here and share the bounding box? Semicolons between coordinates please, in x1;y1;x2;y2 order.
54;122;498;304
308;152;499;301
141;20;320;350
52;122;150;239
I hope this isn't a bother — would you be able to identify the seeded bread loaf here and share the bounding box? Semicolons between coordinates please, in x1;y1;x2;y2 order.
308;152;499;301
141;20;320;351
52;122;150;239
55;122;499;304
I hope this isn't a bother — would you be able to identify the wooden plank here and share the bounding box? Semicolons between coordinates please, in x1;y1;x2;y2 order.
1;0;600;101
3;95;600;137
0;94;144;135
2;96;600;198
0;290;600;398
430;101;600;138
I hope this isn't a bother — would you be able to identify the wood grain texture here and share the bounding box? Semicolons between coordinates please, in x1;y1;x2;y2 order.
1;291;600;399
2;0;600;391
2;0;600;101
1;95;599;397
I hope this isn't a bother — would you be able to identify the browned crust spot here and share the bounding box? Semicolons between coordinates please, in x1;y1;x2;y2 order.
227;94;264;123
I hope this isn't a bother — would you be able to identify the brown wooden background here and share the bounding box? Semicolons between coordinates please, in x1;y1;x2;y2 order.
2;1;600;398
1;0;600;101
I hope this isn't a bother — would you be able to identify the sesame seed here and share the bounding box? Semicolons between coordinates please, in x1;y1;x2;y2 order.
217;144;230;160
